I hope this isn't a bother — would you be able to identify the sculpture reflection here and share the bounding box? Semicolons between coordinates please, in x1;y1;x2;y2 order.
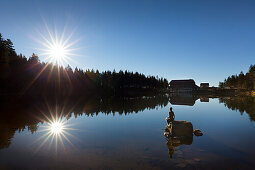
164;108;193;159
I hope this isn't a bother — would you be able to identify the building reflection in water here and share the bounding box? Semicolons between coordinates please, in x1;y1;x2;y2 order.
200;97;209;102
170;93;210;106
164;108;193;159
169;93;199;106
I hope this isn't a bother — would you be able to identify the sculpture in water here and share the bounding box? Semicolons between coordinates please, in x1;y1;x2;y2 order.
164;108;193;159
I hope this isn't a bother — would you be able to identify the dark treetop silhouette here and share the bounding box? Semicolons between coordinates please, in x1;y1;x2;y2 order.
219;64;255;90
0;34;169;96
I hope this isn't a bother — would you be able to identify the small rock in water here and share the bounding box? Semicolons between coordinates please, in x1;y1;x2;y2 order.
193;129;203;136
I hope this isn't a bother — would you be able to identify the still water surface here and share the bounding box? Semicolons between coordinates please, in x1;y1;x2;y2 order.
0;95;255;169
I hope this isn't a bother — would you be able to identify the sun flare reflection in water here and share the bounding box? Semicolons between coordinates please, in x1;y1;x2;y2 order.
50;121;63;134
34;116;76;153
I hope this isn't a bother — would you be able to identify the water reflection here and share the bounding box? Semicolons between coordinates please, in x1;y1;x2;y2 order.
1;95;254;150
1;95;255;169
34;116;75;153
164;108;193;159
200;97;209;102
0;94;169;149
169;93;199;106
219;96;255;121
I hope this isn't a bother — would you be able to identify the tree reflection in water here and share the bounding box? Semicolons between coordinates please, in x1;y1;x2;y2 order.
169;94;255;122
0;94;169;149
219;96;255;121
1;94;253;155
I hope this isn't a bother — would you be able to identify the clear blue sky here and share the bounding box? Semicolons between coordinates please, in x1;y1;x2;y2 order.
1;0;254;86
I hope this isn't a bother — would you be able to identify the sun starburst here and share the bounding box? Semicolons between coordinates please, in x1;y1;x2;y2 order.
33;23;79;67
33;114;77;153
50;121;63;134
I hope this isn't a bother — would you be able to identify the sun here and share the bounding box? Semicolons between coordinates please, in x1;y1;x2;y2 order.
50;121;63;134
40;36;73;66
34;24;79;67
48;43;68;65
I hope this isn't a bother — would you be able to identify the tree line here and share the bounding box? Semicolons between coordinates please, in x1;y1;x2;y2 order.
0;33;169;96
219;65;255;90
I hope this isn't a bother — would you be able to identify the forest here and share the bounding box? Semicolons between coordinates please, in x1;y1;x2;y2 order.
219;65;255;90
0;34;169;96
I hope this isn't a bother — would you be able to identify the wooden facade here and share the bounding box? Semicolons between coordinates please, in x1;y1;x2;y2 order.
169;79;199;93
200;83;209;88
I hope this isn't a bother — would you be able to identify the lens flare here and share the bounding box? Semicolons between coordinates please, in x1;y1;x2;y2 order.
32;22;80;67
50;121;63;134
49;44;66;64
33;114;77;153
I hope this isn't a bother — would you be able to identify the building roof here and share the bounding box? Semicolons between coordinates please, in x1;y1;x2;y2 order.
170;79;196;86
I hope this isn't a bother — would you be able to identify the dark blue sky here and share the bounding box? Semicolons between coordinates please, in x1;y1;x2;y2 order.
1;0;255;86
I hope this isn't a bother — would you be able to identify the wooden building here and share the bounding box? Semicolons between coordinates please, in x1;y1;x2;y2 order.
200;83;209;88
169;79;199;93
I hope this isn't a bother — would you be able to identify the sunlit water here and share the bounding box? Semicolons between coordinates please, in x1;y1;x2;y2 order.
0;96;255;169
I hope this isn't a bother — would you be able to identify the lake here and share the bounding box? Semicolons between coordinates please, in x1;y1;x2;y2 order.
0;95;255;169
